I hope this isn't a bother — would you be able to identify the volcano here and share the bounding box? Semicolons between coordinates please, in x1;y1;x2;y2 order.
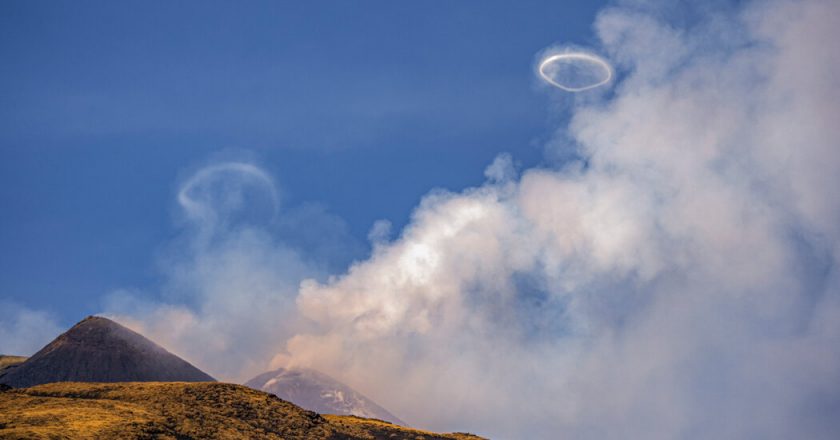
245;367;404;425
0;316;214;388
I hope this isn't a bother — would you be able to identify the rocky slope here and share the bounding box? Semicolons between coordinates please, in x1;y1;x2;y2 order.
0;316;214;388
246;367;404;425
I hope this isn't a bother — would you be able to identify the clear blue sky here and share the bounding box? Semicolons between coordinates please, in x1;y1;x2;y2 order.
0;0;605;326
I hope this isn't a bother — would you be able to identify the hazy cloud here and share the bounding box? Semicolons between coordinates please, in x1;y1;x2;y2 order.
0;302;61;356
104;160;332;381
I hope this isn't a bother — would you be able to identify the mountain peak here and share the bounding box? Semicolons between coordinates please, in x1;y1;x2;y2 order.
0;315;214;388
246;367;405;425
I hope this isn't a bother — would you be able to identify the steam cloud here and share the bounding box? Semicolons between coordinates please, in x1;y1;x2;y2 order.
103;161;322;381
281;0;840;438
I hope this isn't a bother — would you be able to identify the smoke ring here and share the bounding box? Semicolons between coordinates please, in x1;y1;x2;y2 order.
177;162;281;224
538;52;613;92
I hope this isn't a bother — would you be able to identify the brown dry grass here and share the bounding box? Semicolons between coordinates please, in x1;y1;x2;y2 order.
0;356;27;370
0;382;486;440
324;415;486;440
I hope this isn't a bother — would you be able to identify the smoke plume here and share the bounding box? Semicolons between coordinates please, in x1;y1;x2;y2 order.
280;1;840;438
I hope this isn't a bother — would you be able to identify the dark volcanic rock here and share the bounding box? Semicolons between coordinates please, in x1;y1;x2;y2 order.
245;367;405;425
0;316;214;388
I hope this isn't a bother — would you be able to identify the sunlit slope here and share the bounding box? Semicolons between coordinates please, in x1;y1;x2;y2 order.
324;415;484;440
0;355;27;376
0;382;486;440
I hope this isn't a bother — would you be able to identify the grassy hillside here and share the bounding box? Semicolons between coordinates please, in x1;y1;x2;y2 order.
0;355;27;385
0;356;27;370
0;382;485;440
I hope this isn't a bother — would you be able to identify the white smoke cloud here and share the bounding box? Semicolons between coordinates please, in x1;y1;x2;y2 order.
103;160;337;381
280;0;840;439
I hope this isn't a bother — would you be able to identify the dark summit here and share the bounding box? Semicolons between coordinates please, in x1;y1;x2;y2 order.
0;316;214;388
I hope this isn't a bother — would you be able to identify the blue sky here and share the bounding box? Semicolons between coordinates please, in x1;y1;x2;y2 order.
4;1;840;439
0;0;603;323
